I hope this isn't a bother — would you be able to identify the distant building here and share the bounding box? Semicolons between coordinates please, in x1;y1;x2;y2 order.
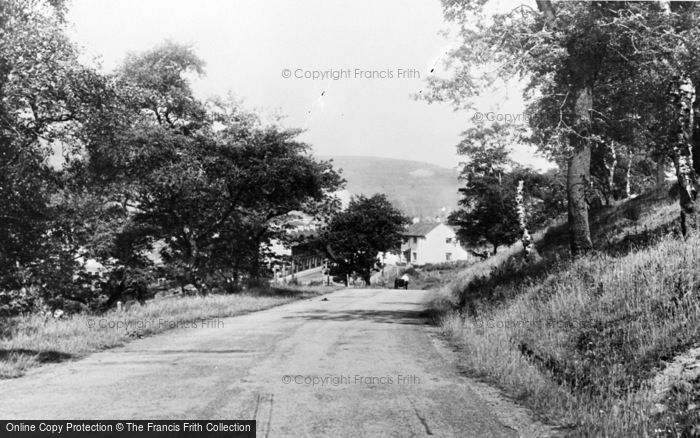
268;213;326;284
400;222;473;265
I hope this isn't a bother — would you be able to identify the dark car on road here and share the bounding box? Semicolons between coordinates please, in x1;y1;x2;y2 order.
394;278;408;289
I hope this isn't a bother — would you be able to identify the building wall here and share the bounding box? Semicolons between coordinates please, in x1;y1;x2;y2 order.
401;234;423;264
401;224;473;265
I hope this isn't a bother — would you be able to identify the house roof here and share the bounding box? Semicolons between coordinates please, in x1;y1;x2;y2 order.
402;222;441;237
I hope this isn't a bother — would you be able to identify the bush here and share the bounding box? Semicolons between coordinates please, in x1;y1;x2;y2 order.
0;288;35;317
402;266;418;276
422;260;475;272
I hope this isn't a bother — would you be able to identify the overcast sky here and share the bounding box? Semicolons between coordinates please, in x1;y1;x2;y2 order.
66;0;547;170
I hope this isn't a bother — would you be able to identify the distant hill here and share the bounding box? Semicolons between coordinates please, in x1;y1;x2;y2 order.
320;156;461;218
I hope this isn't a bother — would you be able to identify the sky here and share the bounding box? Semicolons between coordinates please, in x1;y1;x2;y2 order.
66;0;549;170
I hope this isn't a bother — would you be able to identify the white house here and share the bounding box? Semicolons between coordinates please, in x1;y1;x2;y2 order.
400;222;473;265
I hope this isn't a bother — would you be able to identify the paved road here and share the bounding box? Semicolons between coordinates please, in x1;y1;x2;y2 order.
0;289;521;437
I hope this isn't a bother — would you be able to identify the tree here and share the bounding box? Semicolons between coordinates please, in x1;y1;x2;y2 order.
663;4;700;235
140;125;342;291
424;1;667;255
0;6;345;312
592;3;700;234
321;194;408;285
85;43;344;293
448;123;520;254
449;124;565;255
0;0;97;311
449;184;520;255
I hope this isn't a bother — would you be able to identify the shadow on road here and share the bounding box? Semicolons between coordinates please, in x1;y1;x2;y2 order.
121;349;251;354
286;309;431;325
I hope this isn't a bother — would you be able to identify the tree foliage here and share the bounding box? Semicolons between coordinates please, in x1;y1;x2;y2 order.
0;0;92;312
427;1;700;250
448;123;564;254
321;194;408;285
0;1;344;314
82;43;343;297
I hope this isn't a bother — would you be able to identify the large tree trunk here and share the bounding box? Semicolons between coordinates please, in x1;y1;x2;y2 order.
567;85;594;256
669;76;698;235
536;0;595;255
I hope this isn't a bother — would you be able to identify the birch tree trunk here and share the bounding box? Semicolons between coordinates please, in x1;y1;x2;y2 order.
669;76;698;236
516;180;538;260
625;148;633;199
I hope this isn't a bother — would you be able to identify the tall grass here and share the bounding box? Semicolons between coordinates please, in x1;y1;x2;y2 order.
434;195;700;437
0;286;334;379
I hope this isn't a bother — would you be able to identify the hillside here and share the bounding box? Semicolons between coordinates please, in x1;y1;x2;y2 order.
432;190;700;437
321;155;461;218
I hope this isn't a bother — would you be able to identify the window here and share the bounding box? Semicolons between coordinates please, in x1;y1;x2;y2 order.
412;252;417;261
446;252;452;261
412;237;418;244
445;237;452;244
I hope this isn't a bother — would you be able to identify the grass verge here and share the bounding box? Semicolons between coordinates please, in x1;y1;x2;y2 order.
0;285;338;379
431;194;700;437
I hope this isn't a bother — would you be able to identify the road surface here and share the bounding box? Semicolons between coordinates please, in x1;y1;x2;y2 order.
0;289;545;437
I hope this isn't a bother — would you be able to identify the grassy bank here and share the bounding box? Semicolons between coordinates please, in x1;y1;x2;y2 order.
0;285;337;379
433;193;700;437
